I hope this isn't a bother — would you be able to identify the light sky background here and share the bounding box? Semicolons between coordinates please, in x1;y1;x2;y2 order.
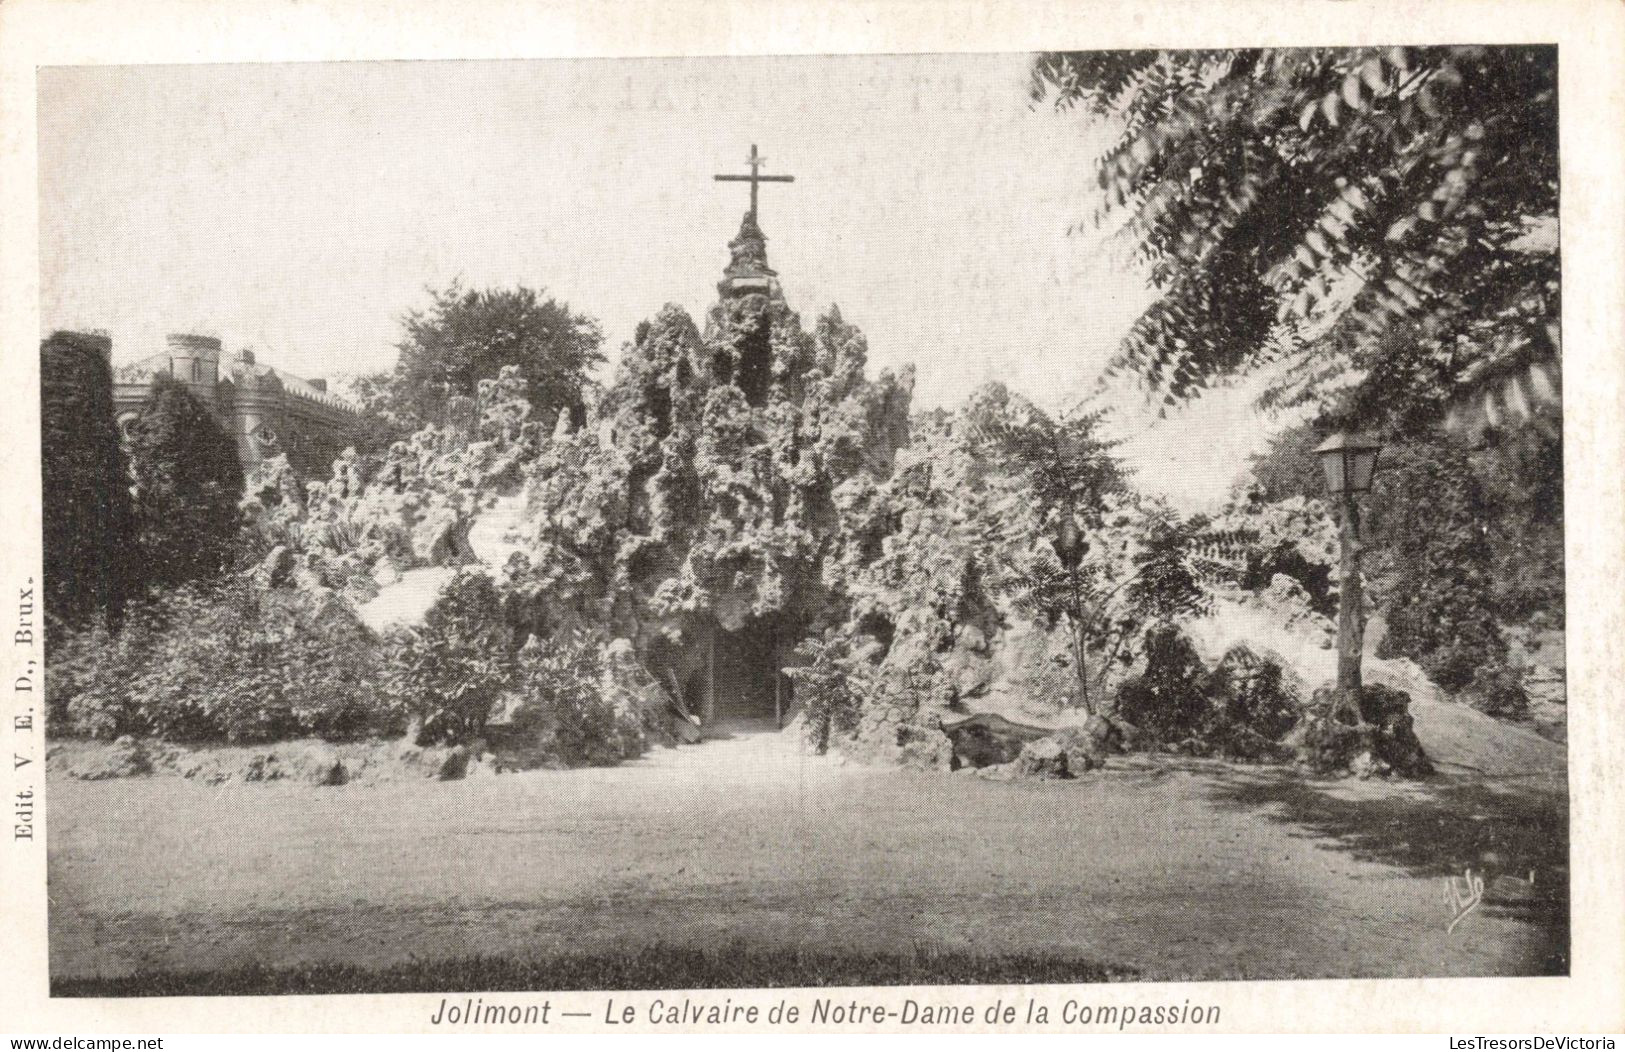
38;54;1274;511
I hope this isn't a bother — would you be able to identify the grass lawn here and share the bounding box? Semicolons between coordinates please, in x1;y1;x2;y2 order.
47;728;1567;993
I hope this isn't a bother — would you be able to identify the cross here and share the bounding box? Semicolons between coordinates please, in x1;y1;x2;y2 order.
714;144;794;221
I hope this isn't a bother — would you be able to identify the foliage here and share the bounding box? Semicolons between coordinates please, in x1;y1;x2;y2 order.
1472;417;1564;622
46;614;136;737
791;384;1213;741
1111;626;1211;743
54;579;390;744
1111;632;1304;760
1240;415;1560;683
965;391;1130;528
329;371;417;453
1127;511;1214;625
125;374;244;590
1361;440;1507;691
391;282;604;434
40;333;136;633
1031;47;1559;420
1020;503;1212;714
1199;490;1341;615
381;571;515;745
1241;543;1336;615
1461;662;1530;719
973;389;1207;712
1241;421;1325;505
1200;655;1300;760
785;634;863;754
508;631;643;766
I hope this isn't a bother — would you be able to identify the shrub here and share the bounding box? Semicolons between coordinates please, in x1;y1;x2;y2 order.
1462;663;1530;719
1201;656;1301;761
381;571;514;745
55;579;392;743
786;634;863;754
1109;637;1303;761
507;632;642;766
1111;626;1209;744
51;611;153;739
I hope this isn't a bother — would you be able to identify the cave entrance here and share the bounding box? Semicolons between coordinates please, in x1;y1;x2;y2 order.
703;620;794;728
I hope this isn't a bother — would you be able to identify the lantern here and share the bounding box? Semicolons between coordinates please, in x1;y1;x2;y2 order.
1052;512;1087;569
1313;431;1383;498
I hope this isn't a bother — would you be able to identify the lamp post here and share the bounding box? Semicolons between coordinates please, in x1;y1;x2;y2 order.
1314;430;1383;726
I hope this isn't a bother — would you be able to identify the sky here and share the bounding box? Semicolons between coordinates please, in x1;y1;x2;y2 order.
37;53;1275;511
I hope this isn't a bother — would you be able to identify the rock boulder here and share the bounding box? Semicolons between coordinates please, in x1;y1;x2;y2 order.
942;712;1050;769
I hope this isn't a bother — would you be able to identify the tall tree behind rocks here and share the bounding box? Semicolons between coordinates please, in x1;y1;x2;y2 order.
126;374;244;589
40;332;135;632
326;371;417;455
392;282;605;434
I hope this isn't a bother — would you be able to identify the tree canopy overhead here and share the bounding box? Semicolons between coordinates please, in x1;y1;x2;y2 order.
1031;46;1558;425
393;282;605;433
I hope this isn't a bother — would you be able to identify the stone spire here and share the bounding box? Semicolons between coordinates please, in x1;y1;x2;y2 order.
718;210;781;300
713;145;793;301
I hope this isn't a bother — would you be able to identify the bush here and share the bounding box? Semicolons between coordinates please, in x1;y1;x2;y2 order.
507;632;643;766
49;612;151;739
1414;637;1507;695
1462;663;1530;718
1111;636;1303;761
55;579;392;743
1111;626;1209;744
786;634;863;754
381;571;515;746
1201;655;1301;761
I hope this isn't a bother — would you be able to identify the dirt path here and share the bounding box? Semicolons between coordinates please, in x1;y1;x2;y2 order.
47;728;1565;984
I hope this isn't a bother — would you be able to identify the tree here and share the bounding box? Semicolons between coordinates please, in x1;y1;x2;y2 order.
1365;439;1505;691
392;282;605;433
40;332;135;633
1239;417;1553;688
126;375;244;589
965;386;1207;713
1031;47;1558;422
329;370;415;453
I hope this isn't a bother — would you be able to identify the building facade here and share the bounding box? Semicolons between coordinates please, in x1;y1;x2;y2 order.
90;332;359;476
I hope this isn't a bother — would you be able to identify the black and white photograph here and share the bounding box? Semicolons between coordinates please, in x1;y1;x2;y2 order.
4;2;1623;1035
